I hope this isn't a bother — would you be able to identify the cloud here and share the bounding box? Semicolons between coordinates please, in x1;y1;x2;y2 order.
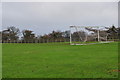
118;2;120;27
2;2;118;35
1;0;119;2
0;3;2;30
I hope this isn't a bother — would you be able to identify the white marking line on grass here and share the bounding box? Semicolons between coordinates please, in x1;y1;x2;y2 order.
70;41;114;45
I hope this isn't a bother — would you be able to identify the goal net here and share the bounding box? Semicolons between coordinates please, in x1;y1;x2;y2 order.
70;26;109;45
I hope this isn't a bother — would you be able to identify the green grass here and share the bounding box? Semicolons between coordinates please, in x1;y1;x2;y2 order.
0;43;2;79
2;42;118;78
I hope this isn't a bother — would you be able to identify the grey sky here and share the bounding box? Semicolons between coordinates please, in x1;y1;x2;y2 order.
0;2;2;30
118;1;120;27
2;2;118;36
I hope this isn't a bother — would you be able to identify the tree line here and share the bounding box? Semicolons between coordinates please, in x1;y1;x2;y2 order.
0;25;119;43
0;26;70;43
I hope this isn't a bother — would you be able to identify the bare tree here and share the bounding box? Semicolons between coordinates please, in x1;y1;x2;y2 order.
2;26;20;42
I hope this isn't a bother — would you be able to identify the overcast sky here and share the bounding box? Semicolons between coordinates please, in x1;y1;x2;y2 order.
118;1;120;27
2;2;118;36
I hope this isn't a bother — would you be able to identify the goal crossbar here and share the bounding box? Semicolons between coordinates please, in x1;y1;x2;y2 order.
70;26;104;28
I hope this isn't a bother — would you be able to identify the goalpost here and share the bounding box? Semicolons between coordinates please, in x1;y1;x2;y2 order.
69;26;109;45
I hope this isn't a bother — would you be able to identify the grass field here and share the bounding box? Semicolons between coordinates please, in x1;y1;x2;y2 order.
2;42;118;78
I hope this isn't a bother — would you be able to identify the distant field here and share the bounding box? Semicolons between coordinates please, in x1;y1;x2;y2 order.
2;42;118;78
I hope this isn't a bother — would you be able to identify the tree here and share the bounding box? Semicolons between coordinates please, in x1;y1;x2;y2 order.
86;25;119;41
85;27;108;41
22;30;35;42
117;27;120;40
106;25;118;41
72;31;87;42
2;26;20;42
62;30;70;38
0;31;2;42
40;34;50;43
49;31;63;42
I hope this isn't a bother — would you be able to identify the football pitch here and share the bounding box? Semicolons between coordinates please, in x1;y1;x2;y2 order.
2;42;118;78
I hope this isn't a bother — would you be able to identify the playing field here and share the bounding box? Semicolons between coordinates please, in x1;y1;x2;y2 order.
2;42;118;78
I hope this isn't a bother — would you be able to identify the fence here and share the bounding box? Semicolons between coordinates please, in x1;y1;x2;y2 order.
1;38;70;43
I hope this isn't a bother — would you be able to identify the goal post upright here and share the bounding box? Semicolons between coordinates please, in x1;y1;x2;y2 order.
70;26;72;44
97;26;100;42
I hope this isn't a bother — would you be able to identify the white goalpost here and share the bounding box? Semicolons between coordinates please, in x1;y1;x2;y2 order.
69;26;109;45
